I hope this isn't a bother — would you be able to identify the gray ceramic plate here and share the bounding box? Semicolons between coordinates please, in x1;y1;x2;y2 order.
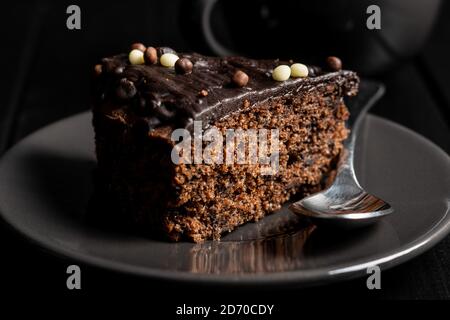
0;112;449;288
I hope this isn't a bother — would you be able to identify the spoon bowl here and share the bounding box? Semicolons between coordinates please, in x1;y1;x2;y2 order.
290;186;393;229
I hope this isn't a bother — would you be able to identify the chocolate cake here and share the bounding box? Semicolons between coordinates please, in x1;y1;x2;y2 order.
92;44;359;242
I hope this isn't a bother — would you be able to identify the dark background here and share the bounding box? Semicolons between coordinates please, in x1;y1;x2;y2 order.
0;0;449;302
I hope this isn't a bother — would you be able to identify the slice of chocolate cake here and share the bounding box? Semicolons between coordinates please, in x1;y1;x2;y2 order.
92;44;359;242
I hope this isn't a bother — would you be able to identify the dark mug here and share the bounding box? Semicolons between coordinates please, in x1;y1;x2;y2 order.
180;0;441;75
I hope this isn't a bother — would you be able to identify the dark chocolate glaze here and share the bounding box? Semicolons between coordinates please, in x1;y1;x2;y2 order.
93;48;359;130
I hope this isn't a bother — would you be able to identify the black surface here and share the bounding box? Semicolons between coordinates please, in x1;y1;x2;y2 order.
0;0;449;302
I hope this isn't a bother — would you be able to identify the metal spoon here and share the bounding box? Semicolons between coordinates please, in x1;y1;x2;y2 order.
289;80;393;228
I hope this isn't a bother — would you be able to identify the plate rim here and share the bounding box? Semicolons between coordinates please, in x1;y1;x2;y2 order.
0;112;449;287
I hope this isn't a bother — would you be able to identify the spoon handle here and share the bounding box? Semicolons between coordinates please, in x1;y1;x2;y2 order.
335;81;386;187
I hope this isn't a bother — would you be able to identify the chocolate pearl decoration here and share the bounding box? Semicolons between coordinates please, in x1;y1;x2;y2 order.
272;65;291;81
129;49;145;65
94;64;102;76
326;56;342;71
232;70;249;87
160;53;179;67
130;42;146;52
175;58;193;74
144;47;158;65
290;63;308;78
116;78;137;100
308;66;317;76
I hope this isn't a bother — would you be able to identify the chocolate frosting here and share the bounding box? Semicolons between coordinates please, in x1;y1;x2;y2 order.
93;48;359;130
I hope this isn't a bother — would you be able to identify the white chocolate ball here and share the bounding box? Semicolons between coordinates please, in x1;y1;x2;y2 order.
272;65;291;81
160;53;179;67
129;49;145;65
290;63;309;78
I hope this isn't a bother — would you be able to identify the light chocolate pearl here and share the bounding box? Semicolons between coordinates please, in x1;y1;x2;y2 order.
232;70;249;87
160;53;179;67
144;47;158;65
129;49;145;65
290;63;309;78
272;65;291;81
